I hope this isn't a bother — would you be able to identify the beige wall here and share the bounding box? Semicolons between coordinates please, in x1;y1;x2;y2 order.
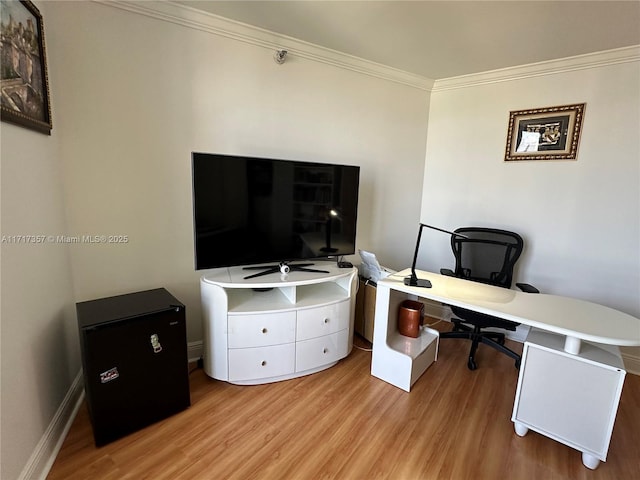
0;83;77;480
420;49;640;365
51;1;430;341
2;1;638;478
1;2;430;477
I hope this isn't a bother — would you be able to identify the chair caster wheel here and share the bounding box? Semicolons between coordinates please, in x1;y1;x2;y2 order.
467;357;477;370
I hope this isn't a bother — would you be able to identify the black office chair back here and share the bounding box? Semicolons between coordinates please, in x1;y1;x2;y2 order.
450;228;524;289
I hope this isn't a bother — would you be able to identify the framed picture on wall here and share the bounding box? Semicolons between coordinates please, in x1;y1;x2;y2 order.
504;103;585;161
0;0;52;135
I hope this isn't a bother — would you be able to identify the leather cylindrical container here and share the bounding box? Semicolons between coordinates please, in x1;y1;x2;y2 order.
398;300;424;338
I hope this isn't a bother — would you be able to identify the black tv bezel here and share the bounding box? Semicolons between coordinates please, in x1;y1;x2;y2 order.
191;152;360;271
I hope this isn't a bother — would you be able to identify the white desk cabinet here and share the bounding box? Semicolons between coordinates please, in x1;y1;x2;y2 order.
200;263;357;385
512;329;626;469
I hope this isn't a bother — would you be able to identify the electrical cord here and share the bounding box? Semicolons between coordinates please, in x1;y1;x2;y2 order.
353;342;372;352
423;318;442;328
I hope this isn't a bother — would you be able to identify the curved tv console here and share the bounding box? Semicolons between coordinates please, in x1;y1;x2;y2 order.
200;262;358;385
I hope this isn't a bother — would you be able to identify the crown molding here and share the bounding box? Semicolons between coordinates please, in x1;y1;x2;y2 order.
94;0;434;91
433;45;640;92
90;2;639;93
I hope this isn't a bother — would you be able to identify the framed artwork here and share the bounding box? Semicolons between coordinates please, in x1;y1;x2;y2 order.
504;103;585;161
0;0;52;135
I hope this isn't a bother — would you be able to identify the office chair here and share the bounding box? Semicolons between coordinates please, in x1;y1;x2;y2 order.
440;227;539;371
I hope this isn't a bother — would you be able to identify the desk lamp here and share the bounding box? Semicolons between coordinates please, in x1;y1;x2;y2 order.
404;223;468;288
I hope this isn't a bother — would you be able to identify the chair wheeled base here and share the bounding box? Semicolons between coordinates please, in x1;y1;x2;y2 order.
441;319;521;370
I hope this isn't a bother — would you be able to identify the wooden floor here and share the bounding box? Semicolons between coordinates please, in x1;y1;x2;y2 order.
47;328;640;480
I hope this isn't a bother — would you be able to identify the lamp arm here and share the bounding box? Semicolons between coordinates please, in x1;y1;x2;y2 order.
405;223;469;289
421;223;469;239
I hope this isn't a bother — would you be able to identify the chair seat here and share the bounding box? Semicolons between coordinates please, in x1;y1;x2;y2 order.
450;306;519;331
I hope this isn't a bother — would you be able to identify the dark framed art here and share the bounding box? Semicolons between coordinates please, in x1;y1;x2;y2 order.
0;0;52;134
504;103;585;161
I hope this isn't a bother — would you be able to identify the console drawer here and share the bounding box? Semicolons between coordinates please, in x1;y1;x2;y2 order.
297;301;350;341
228;311;296;348
296;331;349;372
228;343;295;381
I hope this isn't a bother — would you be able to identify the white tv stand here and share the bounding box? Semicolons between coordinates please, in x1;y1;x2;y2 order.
200;262;358;385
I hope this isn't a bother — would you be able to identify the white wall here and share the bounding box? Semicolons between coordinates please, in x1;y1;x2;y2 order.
2;2;430;477
47;1;430;344
420;51;640;361
5;2;637;477
0;2;78;473
0;125;77;480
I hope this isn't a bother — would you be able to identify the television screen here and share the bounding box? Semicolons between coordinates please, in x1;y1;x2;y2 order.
192;152;360;270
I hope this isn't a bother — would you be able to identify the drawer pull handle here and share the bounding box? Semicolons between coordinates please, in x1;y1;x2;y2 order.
323;348;328;354
324;318;329;324
261;328;267;334
261;360;267;366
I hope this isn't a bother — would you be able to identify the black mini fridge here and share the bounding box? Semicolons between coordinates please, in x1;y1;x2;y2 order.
77;288;191;446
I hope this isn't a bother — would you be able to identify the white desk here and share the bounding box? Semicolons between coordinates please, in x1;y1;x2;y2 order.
371;268;640;469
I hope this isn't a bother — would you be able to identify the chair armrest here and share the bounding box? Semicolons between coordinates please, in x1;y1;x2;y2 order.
516;282;539;294
440;268;455;277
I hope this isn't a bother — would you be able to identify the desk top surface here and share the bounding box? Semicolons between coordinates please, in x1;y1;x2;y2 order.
380;269;640;347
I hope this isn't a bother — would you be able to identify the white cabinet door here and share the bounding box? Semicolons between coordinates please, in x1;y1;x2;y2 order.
297;301;350;341
228;311;296;348
296;331;349;372
512;330;626;462
228;343;295;381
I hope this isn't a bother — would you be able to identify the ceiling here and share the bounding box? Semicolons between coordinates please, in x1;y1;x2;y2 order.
178;0;640;80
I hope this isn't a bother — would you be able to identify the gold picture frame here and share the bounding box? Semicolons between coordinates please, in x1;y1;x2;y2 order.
0;0;52;135
504;103;585;161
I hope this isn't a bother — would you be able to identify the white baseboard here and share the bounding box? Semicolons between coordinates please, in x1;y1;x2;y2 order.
188;340;203;363
18;371;85;480
19;340;203;480
622;352;640;376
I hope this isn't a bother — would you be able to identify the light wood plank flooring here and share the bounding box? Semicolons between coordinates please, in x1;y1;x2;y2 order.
47;328;640;480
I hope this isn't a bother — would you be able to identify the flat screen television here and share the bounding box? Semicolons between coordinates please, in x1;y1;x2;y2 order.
192;152;360;272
